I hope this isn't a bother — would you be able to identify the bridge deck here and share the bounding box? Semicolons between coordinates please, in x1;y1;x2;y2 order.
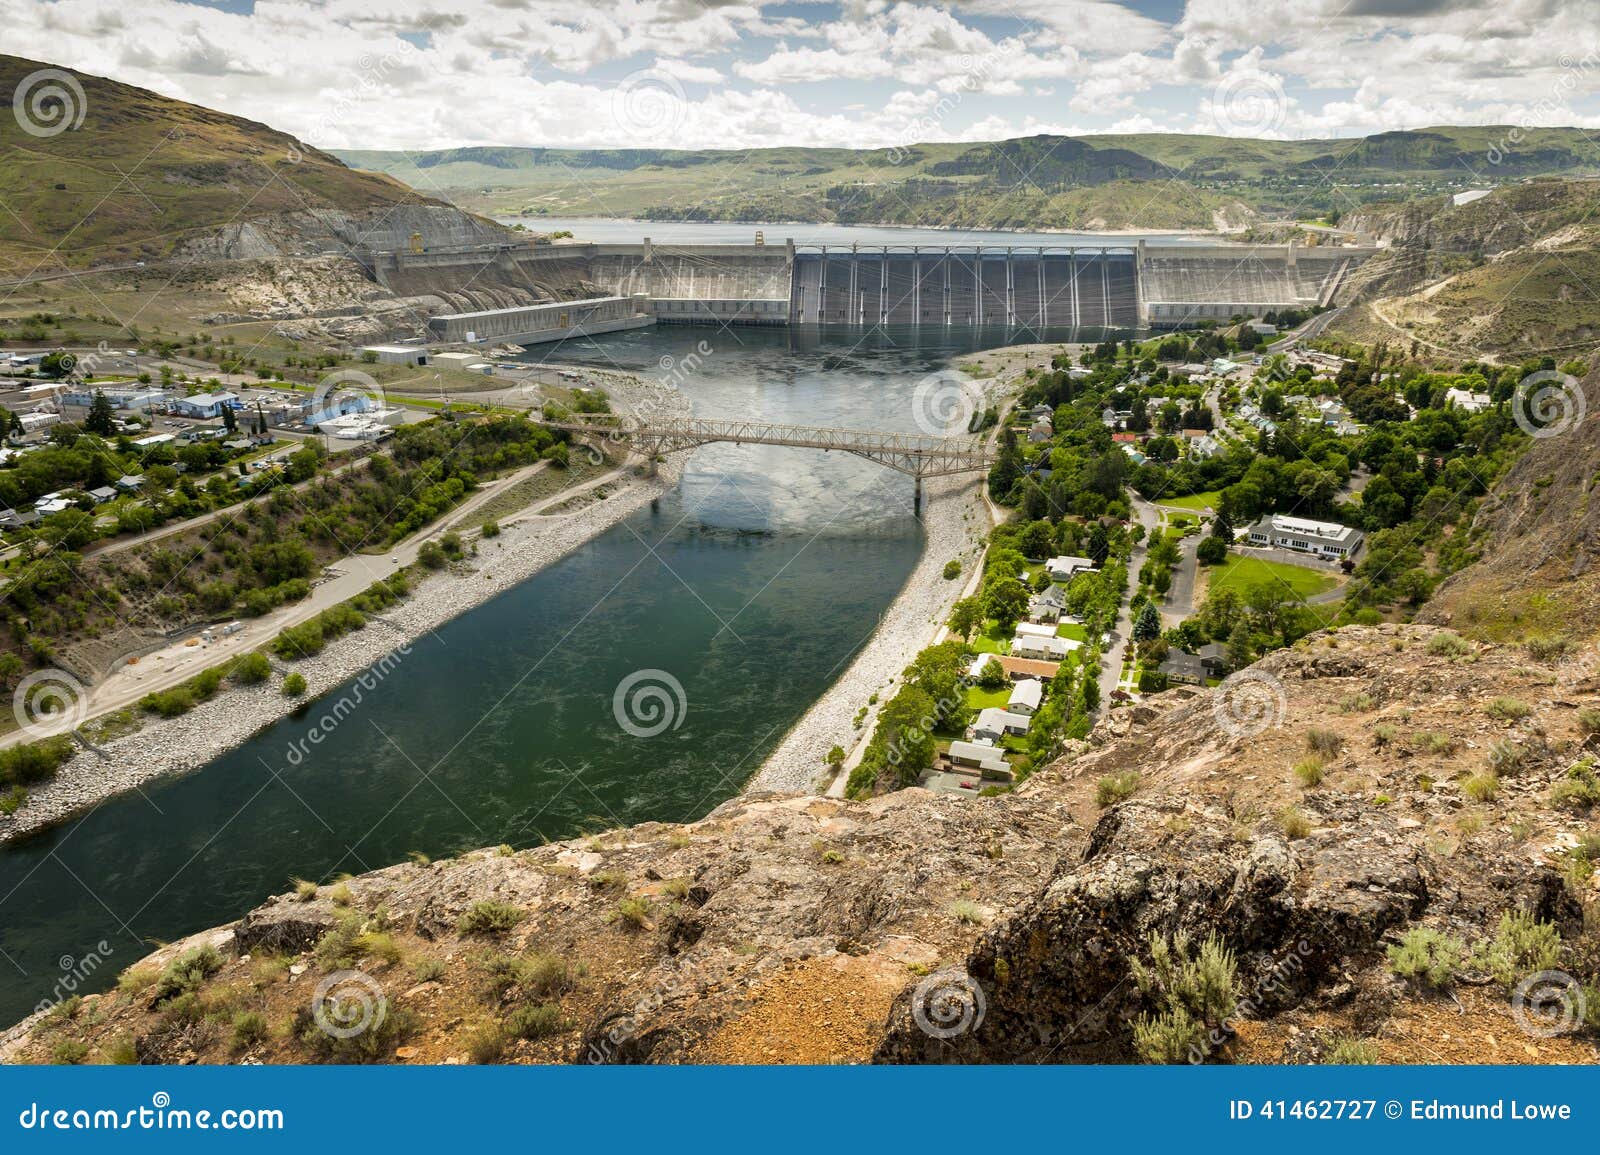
548;417;990;479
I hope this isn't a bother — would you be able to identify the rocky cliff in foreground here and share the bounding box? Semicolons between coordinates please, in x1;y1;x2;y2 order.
5;626;1597;1066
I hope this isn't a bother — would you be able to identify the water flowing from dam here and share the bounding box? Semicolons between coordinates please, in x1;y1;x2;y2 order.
0;321;1112;1025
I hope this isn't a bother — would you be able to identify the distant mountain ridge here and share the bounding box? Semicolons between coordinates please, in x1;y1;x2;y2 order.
336;127;1600;232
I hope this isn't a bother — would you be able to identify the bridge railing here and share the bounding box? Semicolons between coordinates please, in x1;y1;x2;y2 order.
548;417;986;459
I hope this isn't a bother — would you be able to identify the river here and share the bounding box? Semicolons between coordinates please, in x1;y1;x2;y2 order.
0;321;1118;1026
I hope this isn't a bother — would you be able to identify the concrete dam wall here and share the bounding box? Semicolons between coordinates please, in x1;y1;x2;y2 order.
790;250;1140;327
356;238;1378;343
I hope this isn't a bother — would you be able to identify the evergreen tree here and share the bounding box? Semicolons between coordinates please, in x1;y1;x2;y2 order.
1132;600;1162;643
84;389;116;436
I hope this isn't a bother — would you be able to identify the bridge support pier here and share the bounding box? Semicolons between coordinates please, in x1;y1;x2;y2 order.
914;475;922;514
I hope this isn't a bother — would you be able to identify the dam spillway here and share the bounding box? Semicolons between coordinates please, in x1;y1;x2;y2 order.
378;237;1379;345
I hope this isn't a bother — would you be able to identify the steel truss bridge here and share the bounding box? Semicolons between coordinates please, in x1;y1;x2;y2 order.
546;418;991;484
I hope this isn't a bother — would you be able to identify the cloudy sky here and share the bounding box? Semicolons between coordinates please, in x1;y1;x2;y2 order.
6;0;1600;152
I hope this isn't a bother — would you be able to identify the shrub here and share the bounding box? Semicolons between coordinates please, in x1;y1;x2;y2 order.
825;745;845;768
1130;931;1239;1064
1486;697;1532;722
231;652;272;685
0;736;76;789
0;786;26;815
231;1011;269;1049
1305;728;1343;758
281;672;307;697
950;900;984;925
1463;772;1499;802
464;1021;505;1064
1338;693;1375;714
609;896;653;929
1387;927;1465;989
1477;910;1561;988
942;559;961;580
1277;806;1312;839
505;1002;566;1041
1328;1036;1379;1064
1426;632;1470;657
1292;757;1324;788
1415;731;1458;755
458;901;524;935
1525;636;1570;661
411;958;445;984
418;540;447;569
1578;708;1600;736
50;1038;89;1065
293;878;318;901
1095;771;1141;807
481;520;501;539
153;945;224;1003
1550;762;1600;810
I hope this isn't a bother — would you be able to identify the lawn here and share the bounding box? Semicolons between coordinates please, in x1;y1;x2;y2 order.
971;621;1011;655
965;684;1012;711
1154;490;1222;512
1057;622;1089;642
1205;554;1338;600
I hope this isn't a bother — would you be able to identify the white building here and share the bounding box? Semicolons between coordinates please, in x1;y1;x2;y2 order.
1008;679;1043;715
361;345;428;366
1045;555;1096;581
1246;514;1364;559
1445;387;1492;412
972;708;1031;743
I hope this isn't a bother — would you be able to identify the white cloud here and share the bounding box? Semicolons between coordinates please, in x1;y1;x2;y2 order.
2;0;1598;150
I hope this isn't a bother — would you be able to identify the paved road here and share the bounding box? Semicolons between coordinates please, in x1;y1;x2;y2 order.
1164;529;1199;620
1096;497;1160;712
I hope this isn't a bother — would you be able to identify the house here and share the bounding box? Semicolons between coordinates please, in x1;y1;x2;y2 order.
1012;633;1073;662
966;653;1000;682
1197;642;1230;677
1111;431;1139;444
171;392;239;419
34;495;72;515
0;508;41;529
1187;434;1222;458
972;708;1031;743
1007;678;1043;715
1029;583;1068;623
1159;650;1208;685
132;433;176;448
1246;514;1364;559
1445;387;1492;412
1027;421;1052;444
63;387;168;411
87;486;117;504
17;411;59;434
1045;555;1096;582
947;740;1014;779
996;656;1060;680
115;474;144;491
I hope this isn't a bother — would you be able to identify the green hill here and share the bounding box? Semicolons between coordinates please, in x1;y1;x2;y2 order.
0;55;452;276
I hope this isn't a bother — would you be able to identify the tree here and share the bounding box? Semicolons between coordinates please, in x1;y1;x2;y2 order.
1132;600;1162;644
987;427;1022;500
978;658;1006;690
1226;621;1254;671
948;596;984;641
222;403;238;433
0;652;22;690
84;389;115;436
1087;522;1110;567
982;576;1030;634
1196;535;1228;566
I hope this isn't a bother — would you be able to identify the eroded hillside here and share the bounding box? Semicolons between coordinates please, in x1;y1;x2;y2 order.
5;625;1597;1066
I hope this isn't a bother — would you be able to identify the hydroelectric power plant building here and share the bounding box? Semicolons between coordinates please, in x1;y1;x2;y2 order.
370;236;1378;348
